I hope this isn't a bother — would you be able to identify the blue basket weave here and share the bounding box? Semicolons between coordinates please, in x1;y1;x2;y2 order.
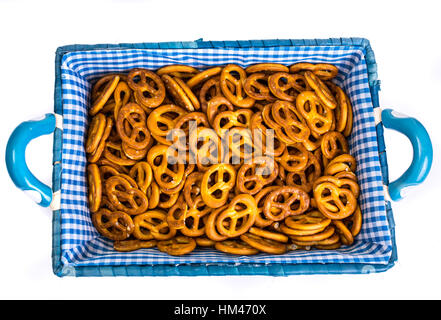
51;37;397;277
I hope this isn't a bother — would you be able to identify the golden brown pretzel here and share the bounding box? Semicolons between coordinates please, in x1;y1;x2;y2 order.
246;63;289;74
313;180;357;220
240;233;287;254
156;65;199;78
90;75;120;116
220;64;255;108
133;210;176;240
321;131;349;160
214;239;259;255
86;113;107;154
187;67;222;89
304;71;337;110
162;74;200;111
87;164;102;213
92;208;134;240
289;63;339;81
296;91;334;136
157;236;196;256
127;68;165;109
268;72;309;102
243;73;275;101
236;156;279;195
201;164;236;208
116;103;151;150
113;239;157;252
105;175;148;215
263;186;310;221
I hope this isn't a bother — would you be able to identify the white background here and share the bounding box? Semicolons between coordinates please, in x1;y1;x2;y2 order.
0;0;440;300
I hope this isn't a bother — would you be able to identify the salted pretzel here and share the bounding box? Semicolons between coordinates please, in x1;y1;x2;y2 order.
270;100;310;143
157;236;196;256
333;220;354;246
187;67;222;89
268;72;309;102
181;198;212;237
253;186;280;228
127;68;165;109
304;71;337;110
86;113;107;154
116;103;151;150
236;156;279;195
88;116;114;163
214;239;259;255
263;186;310;221
166;195;188;230
201;164;236;208
90;75;120;116
215;194;257;237
313;180;357;220
162;74;200;111
240;233;287;254
275;143;309;173
220;64;255;108
114;239;157;252
243;73;275;101
246;63;289;74
324;154;356;176
212;109;253;136
103;141;137;166
321;131;349;160
248;227;288;243
87;164;102;213
147;104;187;139
296;91;334;136
199;76;223;112
156;65;199;78
92;208;134;241
105;175;148;215
205;205;229;241
133;210;176;240
289;63;339;81
206;96;234;126
250;112;286;157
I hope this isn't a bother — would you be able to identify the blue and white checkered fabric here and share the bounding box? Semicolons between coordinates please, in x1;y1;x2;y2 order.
60;45;392;268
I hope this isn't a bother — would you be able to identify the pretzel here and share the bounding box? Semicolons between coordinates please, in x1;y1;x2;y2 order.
333;220;354;246
166;195;188;230
105;175;148;215
289;63;339;81
92;208;134;240
261;103;298;145
88;116;114;163
275;143;309;173
326;82;349;132
250;111;286;157
342;93;354;137
224;127;255;162
268;72;309;102
321;131;349;160
195;237;215;247
345;205;362;237
121;141;148;160
181;198;212;237
116;103;151;150
157;236;196;256
205;205;229;241
127;68;165;109
157;189;180;209
91;74;121;101
324;154;356;175
162;74;200;111
220;64;255;108
212;109;253;137
215;194;257;237
296;91;334;136
304;71;337;110
243;73;275;101
113;239;157;252
302;132;322;152
86;113;107;153
206;96;235;126
112;81;132;120
285;152;321;192
240;233;287;254
87;164;102;213
214;239;259;255
201;164;236;208
199;76;223;112
90;75;120;115
263;186;310;221
156;65;199;78
146;144;185;190
173;112;209;150
147;104;187;139
289;225;335;242
236;156;279;195
313;180;357;219
189;127;223;171
103;141;137;166
291;232;340;247
249;227;288;243
146;181;160;209
246;63;289;74
187;67;222;89
133;210;176;240
270;100;310;143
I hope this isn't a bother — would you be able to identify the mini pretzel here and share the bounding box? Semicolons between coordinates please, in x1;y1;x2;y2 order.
88;116;114;163
289;225;335;242
187;67;222;89
302;132;322;152
236;156;279;195
90;75;120;115
87;164;102;213
304;71;337;110
333;220;354;246
321;131;349;160
147;104;187;138
162;74;200;111
343;94;354;137
250;111;286;157
188;127;223;171
224;128;255;163
214;239;259;255
270;100;310;143
263;186;310;221
206;96;235;126
215;194;257;237
246;63;289;74
121;141;148;160
133;210;176;240
240;233;287;254
181;198;212;237
92;208;134;241
157;189;180;209
201;164;236;208
249;227;288;243
127;68;165;109
105;175;148;215
157;65;199;78
220;64;255;108
157;236;196;256
195;237;215;247
173;112;209;150
285;152;321;192
146;144;185;190
243;73;275;101
291;232;340;247
313;180;357;219
212;109;253;137
268;72;309;102
326;82;349;132
253;186;280;228
275;143;309;173
289;63;339;81
166;196;188;230
113;239;157;252
113;81;132;120
116;103;151;150
199;76;223;112
296;91;334;136
345;205;362;237
146;181;160;209
103;141;137;166
183;172;204;208
86;113;107;153
324;154;356;175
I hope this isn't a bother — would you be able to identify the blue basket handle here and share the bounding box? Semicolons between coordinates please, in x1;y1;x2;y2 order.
5;114;56;207
381;108;433;201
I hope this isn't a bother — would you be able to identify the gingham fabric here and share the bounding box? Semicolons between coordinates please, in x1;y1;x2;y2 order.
60;45;392;267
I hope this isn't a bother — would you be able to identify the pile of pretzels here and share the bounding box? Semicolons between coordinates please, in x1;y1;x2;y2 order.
85;62;362;256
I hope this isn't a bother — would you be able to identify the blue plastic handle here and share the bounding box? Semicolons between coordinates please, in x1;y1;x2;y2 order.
5;114;56;207
381;109;433;201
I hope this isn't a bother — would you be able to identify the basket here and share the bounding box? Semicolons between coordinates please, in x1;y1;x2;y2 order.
5;38;433;276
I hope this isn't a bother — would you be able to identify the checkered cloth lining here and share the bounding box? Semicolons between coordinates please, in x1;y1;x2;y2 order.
60;45;392;267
